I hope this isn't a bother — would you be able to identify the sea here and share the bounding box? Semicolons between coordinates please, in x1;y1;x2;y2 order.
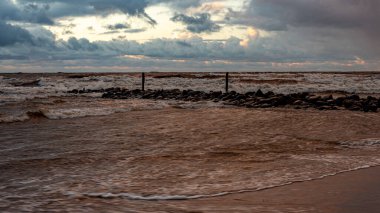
1;72;380;212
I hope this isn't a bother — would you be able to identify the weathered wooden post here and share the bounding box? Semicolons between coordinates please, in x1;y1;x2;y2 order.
142;72;145;91
225;72;229;93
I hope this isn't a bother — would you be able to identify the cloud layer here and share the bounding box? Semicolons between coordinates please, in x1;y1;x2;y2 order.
171;13;221;33
0;0;379;72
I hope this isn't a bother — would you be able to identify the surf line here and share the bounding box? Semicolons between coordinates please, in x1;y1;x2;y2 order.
66;164;380;201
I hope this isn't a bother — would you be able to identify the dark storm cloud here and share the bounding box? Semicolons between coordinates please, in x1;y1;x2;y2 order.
0;0;54;25
0;33;297;62
1;0;379;71
0;21;33;46
222;0;380;61
14;0;204;26
106;23;131;30
104;23;147;34
65;37;99;51
2;32;379;72
171;13;221;33
242;0;380;35
16;0;148;15
0;0;20;20
1;0;205;28
14;0;155;25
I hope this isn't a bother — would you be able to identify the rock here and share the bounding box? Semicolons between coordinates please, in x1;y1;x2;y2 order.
300;92;310;99
245;92;256;97
335;97;345;106
347;104;362;111
264;91;275;98
322;95;333;101
226;100;239;105
370;105;378;112
99;88;377;113
234;94;246;101
363;103;378;112
255;89;264;97
318;106;328;110
275;95;290;106
210;91;222;99
307;96;321;103
343;99;355;108
347;94;360;101
315;101;328;107
258;103;272;108
326;99;336;106
293;100;304;105
70;89;79;94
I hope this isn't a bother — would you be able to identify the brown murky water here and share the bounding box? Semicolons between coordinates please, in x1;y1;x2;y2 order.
1;107;380;212
1;72;380;212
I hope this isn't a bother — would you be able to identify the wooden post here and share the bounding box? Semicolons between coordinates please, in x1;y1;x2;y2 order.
142;72;145;91
225;72;229;93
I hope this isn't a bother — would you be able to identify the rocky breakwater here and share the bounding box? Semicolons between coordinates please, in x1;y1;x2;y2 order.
70;88;379;112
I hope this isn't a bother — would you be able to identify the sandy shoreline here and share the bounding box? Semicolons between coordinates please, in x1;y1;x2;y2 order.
159;166;380;213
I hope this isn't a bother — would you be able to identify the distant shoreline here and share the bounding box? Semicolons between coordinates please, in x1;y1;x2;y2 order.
1;71;380;75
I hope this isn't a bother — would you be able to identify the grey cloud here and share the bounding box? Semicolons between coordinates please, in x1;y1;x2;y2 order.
104;24;147;34
0;29;300;63
176;41;192;47
0;55;28;60
0;21;33;46
171;13;221;33
106;23;131;30
17;0;158;25
65;37;99;51
124;28;147;33
0;0;54;25
17;0;148;15
63;30;73;35
223;0;380;61
0;22;378;70
1;0;207;28
241;0;380;35
0;0;20;20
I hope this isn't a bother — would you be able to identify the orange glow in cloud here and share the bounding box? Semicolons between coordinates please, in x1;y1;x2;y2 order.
240;27;259;47
354;57;365;65
122;55;148;60
188;1;225;14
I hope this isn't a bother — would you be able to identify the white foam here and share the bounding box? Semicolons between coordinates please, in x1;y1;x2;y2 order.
339;138;380;149
71;165;380;201
0;99;172;123
1;73;380;106
42;108;130;120
0;114;30;123
82;192;207;200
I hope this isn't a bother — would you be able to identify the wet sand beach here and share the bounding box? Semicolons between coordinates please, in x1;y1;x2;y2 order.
165;165;380;213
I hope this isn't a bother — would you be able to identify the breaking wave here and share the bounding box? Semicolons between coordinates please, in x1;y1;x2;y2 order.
0;105;169;123
69;164;379;201
338;138;380;149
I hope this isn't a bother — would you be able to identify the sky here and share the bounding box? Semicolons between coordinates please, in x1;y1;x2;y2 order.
0;0;379;72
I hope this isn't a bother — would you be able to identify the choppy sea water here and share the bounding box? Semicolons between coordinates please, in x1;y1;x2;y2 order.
1;72;379;123
0;72;380;212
